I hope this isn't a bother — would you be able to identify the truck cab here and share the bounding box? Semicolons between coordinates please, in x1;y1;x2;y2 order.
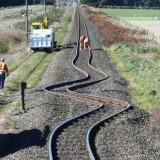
31;22;43;32
31;16;49;32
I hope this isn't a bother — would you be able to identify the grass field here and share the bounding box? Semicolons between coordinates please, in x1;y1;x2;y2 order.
108;44;160;112
99;8;160;20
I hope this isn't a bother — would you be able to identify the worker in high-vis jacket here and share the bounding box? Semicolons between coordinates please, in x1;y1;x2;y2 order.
84;37;91;50
80;36;85;50
0;58;9;89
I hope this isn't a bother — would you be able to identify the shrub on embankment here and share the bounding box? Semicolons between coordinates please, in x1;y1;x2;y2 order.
0;40;9;53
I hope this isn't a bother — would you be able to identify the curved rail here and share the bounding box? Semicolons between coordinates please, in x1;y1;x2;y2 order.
46;5;132;160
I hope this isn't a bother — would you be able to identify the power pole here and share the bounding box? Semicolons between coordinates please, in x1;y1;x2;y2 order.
44;0;47;16
25;0;29;42
54;0;56;19
58;0;60;8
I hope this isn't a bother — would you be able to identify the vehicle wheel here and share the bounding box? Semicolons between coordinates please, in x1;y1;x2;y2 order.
54;41;57;48
45;48;52;53
31;48;37;52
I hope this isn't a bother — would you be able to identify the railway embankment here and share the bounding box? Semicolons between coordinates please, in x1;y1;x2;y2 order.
0;4;160;160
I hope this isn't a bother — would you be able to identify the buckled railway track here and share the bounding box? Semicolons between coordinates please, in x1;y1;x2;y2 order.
45;5;131;160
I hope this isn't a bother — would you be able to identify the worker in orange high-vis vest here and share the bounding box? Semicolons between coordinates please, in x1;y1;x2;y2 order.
80;36;85;50
84;37;91;50
0;58;9;89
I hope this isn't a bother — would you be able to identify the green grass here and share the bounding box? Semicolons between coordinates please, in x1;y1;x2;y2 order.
108;43;160;112
99;8;160;20
3;11;21;19
0;40;9;53
5;53;47;92
56;12;72;44
0;100;20;117
0;99;20;132
8;52;32;72
26;53;53;88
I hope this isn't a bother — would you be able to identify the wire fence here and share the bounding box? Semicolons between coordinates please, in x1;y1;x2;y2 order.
111;15;160;44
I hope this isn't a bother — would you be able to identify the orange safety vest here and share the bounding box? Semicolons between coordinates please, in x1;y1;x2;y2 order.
84;38;90;46
0;62;9;74
80;36;85;46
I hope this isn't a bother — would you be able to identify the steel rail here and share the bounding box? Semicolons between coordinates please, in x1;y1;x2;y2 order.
86;105;131;160
46;5;132;160
76;7;132;160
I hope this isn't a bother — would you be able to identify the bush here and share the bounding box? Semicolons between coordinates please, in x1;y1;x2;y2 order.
153;50;160;60
0;40;9;53
139;28;147;35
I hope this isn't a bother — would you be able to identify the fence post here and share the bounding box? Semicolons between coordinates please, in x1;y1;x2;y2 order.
20;82;27;111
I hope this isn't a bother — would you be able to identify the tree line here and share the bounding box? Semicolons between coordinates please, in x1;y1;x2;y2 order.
80;0;160;7
0;0;55;7
1;0;159;8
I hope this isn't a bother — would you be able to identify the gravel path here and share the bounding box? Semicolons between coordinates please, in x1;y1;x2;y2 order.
0;5;160;160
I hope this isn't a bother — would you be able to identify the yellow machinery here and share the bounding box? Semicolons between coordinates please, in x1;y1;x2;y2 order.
30;16;57;53
31;16;49;32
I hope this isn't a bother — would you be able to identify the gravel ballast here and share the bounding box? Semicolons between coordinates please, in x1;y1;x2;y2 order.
1;5;160;160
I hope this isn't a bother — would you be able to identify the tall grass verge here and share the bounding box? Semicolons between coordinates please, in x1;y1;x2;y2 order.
0;40;9;53
107;43;160;112
3;11;21;19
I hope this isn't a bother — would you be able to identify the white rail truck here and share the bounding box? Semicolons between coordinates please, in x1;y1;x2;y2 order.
30;29;56;53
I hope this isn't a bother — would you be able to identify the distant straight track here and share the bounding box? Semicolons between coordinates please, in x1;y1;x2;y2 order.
45;5;131;160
